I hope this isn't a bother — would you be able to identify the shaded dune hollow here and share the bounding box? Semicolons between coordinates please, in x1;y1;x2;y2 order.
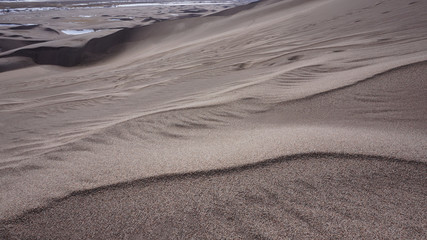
1;153;426;239
2;27;137;68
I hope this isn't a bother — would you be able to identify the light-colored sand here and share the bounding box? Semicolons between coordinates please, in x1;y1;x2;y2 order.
0;0;427;238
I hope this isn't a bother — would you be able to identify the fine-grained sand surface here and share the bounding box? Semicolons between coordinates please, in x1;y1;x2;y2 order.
0;0;426;238
2;154;426;239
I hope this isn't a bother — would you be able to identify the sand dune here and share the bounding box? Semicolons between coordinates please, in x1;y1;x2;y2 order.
2;153;426;239
0;0;426;238
0;1;236;71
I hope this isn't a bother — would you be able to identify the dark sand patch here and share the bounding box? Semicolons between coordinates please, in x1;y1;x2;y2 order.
0;38;44;52
1;153;425;239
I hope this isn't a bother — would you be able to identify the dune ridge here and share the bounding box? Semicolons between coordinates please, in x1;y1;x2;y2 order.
0;18;206;70
0;1;241;72
3;27;136;67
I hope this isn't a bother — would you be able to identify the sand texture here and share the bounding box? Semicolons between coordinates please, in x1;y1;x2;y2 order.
0;0;426;238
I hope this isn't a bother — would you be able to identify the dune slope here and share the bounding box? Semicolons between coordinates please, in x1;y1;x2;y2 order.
0;0;426;237
2;153;426;239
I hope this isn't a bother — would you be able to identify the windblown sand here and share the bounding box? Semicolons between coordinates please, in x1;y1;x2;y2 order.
0;0;426;239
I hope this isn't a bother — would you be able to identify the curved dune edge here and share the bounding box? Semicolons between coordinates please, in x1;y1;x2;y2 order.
4;58;426;162
1;152;426;239
1;60;426;222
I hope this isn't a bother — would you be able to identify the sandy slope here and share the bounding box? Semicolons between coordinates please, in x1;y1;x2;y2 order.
0;0;427;238
1;154;426;239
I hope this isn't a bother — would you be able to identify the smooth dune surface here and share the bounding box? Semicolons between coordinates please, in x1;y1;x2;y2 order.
0;0;427;238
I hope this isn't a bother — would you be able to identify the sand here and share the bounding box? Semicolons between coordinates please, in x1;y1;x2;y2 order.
0;1;243;71
0;0;426;238
2;154;426;239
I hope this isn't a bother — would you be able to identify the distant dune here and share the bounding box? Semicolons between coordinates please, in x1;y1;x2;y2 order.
0;0;426;239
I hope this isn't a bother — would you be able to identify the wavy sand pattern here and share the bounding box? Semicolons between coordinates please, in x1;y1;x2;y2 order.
0;0;426;238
